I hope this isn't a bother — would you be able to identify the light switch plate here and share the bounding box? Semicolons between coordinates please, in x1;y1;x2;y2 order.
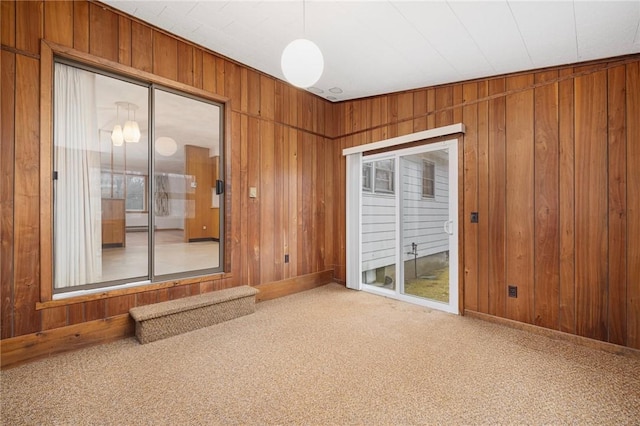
249;187;257;198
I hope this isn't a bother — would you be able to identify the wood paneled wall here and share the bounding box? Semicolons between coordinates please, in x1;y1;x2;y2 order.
1;0;335;341
1;0;639;354
331;57;640;349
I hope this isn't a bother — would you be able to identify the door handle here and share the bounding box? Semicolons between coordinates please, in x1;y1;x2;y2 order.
443;220;454;235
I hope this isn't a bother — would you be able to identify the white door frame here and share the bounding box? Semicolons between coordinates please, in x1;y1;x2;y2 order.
345;137;459;315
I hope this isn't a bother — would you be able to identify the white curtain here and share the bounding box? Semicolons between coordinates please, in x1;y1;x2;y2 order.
54;63;102;288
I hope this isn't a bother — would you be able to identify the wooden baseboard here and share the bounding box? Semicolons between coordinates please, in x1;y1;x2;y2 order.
1;315;135;369
254;269;334;302
464;310;640;359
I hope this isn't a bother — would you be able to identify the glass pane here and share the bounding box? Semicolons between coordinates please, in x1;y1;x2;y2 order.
361;159;397;290
401;150;450;303
153;89;222;277
53;63;149;290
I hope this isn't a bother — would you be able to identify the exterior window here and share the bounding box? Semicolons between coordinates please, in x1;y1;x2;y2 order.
362;163;372;191
374;159;395;194
52;61;224;293
422;161;435;198
362;159;395;194
101;172;148;212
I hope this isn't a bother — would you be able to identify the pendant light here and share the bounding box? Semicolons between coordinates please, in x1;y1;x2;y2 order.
281;0;324;88
123;103;141;143
111;104;124;146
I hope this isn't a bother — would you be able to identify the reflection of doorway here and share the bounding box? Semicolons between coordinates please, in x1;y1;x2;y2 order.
358;140;459;314
184;145;220;242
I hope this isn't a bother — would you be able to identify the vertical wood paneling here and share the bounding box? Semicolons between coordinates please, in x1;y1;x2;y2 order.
153;31;178;81
117;16;131;66
397;92;413;136
324;137;335;272
73;1;89;52
533;70;560;329
463;83;479;312
274;124;286;280
477;81;490;313
136;291;158;307
106;295;135;316
607;65;627;345
488;78;507;318
413;90;428;132
85;300;106;322
298;132;313;275
247;70;261;116
260;76;275;120
1;50;16;339
224;62;240;109
574;70;608;341
288;128;299;278
247;117;261;285
453;84;463;124
67;304;84;325
131;21;152;73
260;120;276;283
558;67;576;334
387;94;399;137
239;114;249;285
44;0;73;47
177;42;193;86
1;0;16;47
13;55;41;336
202;52;217;94
89;3;118;62
216;57;226;97
315;136;326;271
42;307;67;330
15;0;42;55
230;112;242;281
193;49;203;90
435;86;453;127
626;62;640;350
505;75;535;324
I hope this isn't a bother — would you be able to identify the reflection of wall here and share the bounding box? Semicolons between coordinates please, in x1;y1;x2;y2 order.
185;145;219;241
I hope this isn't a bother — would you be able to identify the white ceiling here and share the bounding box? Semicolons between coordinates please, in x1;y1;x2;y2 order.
102;0;640;102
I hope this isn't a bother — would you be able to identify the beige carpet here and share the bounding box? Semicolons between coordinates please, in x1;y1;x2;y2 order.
2;283;639;425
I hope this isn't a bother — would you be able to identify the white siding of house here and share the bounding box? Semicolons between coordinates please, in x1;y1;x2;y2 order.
361;153;449;273
401;155;449;262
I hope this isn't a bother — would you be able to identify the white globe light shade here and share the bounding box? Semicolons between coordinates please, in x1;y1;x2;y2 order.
111;125;124;146
281;39;324;88
155;136;178;157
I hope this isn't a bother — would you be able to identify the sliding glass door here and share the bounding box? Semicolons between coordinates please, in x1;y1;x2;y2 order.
360;140;458;314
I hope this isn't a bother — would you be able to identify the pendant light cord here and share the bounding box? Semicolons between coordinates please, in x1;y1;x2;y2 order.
303;0;306;35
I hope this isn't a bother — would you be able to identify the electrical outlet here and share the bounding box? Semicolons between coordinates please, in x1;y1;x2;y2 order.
470;212;479;223
284;254;289;263
508;285;518;298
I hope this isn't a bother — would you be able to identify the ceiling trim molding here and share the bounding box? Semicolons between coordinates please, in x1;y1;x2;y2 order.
342;123;465;156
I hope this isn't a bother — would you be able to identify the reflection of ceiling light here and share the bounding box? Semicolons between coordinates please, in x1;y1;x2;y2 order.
155;136;177;156
112;101;140;144
123;120;140;143
111;124;124;146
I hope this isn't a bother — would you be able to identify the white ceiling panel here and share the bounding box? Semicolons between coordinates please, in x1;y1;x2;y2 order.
102;0;640;102
509;1;578;68
574;1;640;60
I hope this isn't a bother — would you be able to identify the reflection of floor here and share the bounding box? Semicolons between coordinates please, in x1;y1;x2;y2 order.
101;230;219;282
